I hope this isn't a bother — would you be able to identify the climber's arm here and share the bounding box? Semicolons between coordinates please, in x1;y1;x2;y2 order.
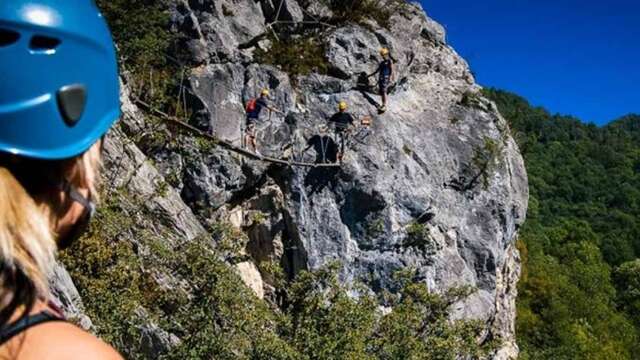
368;63;381;78
346;114;356;132
268;105;285;115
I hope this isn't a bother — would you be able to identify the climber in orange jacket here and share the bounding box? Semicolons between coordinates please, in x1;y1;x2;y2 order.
244;89;284;156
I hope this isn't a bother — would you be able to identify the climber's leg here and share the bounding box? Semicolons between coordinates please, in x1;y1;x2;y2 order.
246;122;257;153
379;75;389;111
337;132;345;164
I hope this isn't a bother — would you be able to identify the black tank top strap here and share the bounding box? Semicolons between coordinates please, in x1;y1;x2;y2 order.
0;311;65;345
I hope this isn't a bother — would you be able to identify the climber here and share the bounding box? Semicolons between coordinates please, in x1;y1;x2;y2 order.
328;101;355;164
368;48;395;113
0;1;123;358
244;89;284;156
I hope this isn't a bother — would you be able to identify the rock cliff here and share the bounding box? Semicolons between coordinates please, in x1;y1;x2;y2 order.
52;1;528;358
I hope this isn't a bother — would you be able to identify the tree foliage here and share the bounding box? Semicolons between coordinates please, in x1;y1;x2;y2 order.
96;0;187;113
613;259;640;327
484;88;640;359
254;34;329;78
62;188;494;358
256;0;408;78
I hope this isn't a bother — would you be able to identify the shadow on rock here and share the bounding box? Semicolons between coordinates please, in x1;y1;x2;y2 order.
354;72;382;110
305;166;341;196
305;134;339;164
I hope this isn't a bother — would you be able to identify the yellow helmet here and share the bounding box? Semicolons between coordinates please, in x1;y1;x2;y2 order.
380;48;389;56
338;101;348;111
261;88;270;96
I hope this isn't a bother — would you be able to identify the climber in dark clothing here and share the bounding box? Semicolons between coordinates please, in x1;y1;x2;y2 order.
328;101;355;163
245;88;283;156
368;48;395;112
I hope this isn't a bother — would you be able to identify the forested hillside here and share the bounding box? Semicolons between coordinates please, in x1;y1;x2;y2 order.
484;89;640;359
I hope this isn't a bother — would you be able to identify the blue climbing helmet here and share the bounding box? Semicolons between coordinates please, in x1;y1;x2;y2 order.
0;0;120;160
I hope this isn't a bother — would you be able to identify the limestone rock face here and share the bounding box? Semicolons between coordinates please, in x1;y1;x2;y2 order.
52;1;528;358
170;0;267;63
260;0;304;23
235;261;266;299
176;1;528;355
49;264;93;330
492;244;522;360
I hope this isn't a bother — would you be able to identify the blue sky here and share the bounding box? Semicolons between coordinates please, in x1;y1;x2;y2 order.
421;0;640;125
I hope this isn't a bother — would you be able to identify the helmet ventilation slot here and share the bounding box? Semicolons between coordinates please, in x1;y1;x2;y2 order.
29;35;61;53
0;28;20;47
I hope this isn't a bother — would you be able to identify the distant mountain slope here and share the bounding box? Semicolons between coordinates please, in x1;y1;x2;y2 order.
484;88;640;359
608;114;640;140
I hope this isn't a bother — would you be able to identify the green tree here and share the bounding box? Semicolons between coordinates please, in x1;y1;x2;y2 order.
96;0;186;113
614;260;640;327
484;88;640;359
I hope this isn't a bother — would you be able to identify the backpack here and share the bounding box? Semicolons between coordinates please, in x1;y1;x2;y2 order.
246;98;257;113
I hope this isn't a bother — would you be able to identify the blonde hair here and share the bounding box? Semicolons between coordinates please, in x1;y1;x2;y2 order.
0;142;101;322
0;168;56;299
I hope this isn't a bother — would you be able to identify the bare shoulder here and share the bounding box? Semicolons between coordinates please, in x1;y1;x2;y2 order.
3;321;123;360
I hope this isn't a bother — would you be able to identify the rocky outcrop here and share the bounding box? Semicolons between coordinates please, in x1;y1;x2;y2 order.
175;1;528;355
492;244;521;359
170;0;268;63
260;0;304;23
49;264;93;330
53;1;528;358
